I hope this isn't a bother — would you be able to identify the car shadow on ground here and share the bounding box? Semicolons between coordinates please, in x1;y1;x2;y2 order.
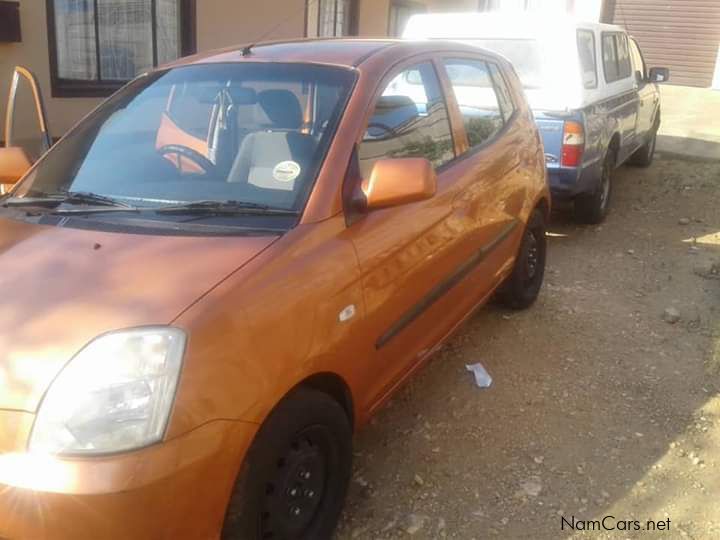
657;134;720;163
337;157;720;539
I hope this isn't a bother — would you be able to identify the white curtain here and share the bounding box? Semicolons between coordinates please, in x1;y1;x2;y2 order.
98;0;153;80
317;0;350;37
157;0;181;65
318;0;335;37
54;0;98;80
53;0;182;82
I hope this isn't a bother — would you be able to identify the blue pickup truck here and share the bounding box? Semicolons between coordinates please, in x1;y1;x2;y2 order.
404;13;669;223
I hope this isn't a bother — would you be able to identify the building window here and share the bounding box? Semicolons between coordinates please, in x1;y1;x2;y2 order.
47;0;196;97
307;0;356;37
388;1;426;37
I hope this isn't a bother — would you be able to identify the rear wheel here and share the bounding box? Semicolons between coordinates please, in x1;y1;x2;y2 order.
497;209;547;310
574;148;614;224
222;388;352;540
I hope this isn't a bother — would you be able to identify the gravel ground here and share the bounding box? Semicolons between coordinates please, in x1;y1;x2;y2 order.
336;157;720;540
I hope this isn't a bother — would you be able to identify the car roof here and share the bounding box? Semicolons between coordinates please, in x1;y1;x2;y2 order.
163;38;503;71
404;12;625;40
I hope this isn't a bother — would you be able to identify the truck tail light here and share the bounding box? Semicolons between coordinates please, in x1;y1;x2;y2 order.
561;120;585;167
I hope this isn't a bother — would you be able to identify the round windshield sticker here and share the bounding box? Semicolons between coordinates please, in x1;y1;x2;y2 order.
273;161;301;183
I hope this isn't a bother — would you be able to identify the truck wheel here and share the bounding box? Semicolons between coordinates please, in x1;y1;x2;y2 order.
222;388;352;540
497;209;547;310
574;149;614;224
629;128;657;167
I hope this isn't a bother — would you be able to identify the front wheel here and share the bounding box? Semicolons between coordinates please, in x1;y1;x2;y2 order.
574;149;614;224
222;388;352;540
497;209;547;310
629;128;657;167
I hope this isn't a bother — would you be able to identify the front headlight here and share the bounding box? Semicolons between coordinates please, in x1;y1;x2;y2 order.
30;327;186;455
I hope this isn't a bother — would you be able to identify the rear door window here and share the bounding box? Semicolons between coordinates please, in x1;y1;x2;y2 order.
616;34;632;79
602;32;632;83
443;59;504;149
358;62;454;178
602;33;619;82
577;29;598;89
488;63;515;122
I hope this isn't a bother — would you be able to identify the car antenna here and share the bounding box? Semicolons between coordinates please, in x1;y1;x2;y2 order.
241;44;254;56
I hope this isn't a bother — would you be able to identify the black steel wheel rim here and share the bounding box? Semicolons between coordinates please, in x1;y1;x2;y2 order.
523;229;540;286
260;425;331;538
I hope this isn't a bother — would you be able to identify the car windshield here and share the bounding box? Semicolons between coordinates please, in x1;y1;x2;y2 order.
460;39;544;89
11;62;355;217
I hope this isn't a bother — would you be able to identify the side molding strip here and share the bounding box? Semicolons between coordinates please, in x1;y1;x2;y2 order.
375;219;519;349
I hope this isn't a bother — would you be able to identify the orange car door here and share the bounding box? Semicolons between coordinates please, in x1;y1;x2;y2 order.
439;56;528;263
347;58;520;413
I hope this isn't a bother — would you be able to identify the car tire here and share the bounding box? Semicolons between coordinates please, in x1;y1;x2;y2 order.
221;387;352;540
497;209;547;310
574;148;614;224
629;127;658;167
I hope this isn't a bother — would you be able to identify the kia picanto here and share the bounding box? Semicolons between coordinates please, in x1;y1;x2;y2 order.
0;39;549;539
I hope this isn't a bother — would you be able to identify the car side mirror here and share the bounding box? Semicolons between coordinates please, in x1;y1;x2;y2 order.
0;146;32;185
362;158;436;210
648;67;669;83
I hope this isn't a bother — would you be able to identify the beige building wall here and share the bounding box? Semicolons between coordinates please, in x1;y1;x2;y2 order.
0;0;480;139
0;0;310;138
196;0;306;50
0;1;103;139
359;0;393;36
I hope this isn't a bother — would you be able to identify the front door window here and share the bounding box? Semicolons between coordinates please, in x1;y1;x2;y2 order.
358;62;454;178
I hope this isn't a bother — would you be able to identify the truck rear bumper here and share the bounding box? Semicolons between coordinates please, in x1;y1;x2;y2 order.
548;157;603;200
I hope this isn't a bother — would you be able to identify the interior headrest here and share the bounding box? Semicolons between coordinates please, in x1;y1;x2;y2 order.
257;89;303;130
195;84;224;104
228;86;257;105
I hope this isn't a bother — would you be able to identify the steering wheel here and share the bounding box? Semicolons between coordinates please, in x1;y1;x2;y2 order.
158;144;216;175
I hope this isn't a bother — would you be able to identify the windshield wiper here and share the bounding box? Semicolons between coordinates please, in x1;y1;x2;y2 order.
3;191;137;211
153;200;300;216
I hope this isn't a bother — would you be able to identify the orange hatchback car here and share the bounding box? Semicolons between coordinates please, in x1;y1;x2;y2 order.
0;39;549;539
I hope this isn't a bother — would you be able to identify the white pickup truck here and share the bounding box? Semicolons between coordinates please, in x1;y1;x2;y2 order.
405;13;669;223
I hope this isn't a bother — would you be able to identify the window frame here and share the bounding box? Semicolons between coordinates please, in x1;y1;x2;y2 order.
440;55;516;158
46;0;197;98
628;36;647;82
601;31;632;84
576;28;598;90
306;0;358;38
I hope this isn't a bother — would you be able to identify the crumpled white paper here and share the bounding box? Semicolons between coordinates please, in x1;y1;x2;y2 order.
465;362;493;388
